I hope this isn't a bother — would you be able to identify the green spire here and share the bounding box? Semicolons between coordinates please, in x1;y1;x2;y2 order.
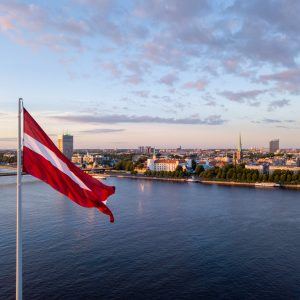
238;133;242;151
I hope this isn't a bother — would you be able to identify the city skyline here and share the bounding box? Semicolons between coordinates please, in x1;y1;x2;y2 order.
0;0;300;148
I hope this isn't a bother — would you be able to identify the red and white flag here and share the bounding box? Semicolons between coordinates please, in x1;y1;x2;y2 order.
22;108;116;222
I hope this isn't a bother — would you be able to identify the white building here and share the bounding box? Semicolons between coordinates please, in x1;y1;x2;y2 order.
147;158;179;171
146;150;191;172
71;154;83;164
245;164;268;174
83;153;94;164
269;165;300;174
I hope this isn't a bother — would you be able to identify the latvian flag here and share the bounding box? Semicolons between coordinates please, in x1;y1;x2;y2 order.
23;108;116;222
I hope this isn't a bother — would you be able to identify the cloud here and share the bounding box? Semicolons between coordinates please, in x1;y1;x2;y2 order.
253;118;296;125
78;128;125;134
260;69;300;93
52;113;226;125
101;62;121;78
159;73;178;86
132;90;150;98
0;137;16;142
230;1;300;67
183;80;207;91
220;89;267;105
268;99;290;111
1;0;300;71
122;60;149;84
134;0;210;23
1;0;299;121
262;118;282;124
205;100;217;106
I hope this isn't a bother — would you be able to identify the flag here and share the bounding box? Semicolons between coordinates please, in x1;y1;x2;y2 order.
22;108;116;222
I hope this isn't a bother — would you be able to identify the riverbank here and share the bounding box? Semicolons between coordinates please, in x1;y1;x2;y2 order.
1;168;299;190
107;173;300;190
108;173;190;183
201;180;300;190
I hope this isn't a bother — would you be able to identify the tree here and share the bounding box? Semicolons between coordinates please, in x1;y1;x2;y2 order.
226;169;234;180
247;173;252;182
195;165;204;176
176;165;183;172
263;174;268;182
191;159;197;171
274;175;280;182
252;173;258;182
280;173;287;183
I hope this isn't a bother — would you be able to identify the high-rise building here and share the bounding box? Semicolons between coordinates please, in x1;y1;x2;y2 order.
269;139;279;153
138;146;145;154
58;134;73;160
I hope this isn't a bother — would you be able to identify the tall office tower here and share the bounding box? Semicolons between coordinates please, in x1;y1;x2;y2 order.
138;146;145;154
296;156;300;167
58;134;73;160
269;139;279;153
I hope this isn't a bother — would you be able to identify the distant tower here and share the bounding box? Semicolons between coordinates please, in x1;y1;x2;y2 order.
58;134;73;160
236;133;243;162
153;148;157;160
269;139;279;153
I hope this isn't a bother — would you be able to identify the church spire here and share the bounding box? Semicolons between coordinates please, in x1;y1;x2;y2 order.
236;133;243;162
153;148;156;160
238;133;242;151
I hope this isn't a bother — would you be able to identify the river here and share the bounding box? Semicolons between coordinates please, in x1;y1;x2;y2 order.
0;177;300;299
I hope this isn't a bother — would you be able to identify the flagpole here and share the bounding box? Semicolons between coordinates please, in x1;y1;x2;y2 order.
16;98;23;300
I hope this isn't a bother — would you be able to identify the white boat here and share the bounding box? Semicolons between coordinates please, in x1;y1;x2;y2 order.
91;174;108;180
187;178;196;182
255;182;280;188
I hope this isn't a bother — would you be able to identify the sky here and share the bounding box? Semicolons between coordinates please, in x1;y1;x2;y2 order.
0;0;299;149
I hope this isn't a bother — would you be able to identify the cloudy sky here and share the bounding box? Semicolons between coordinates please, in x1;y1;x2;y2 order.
0;0;299;149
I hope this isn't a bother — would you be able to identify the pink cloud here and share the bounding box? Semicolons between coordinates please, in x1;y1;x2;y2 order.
183;80;207;91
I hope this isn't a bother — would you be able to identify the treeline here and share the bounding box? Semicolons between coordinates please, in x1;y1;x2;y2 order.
200;164;300;184
114;156;147;172
114;160;135;171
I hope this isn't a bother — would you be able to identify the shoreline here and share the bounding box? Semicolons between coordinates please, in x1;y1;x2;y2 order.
108;173;300;190
1;167;299;190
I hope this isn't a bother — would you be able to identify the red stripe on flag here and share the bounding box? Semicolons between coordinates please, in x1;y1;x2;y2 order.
23;108;116;222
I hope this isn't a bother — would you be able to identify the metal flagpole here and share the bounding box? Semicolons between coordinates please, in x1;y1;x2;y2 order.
16;98;23;300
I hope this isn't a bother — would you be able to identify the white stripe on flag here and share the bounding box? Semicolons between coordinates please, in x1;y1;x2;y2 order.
24;133;91;191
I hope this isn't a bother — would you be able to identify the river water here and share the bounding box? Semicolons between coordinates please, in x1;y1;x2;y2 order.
0;177;300;299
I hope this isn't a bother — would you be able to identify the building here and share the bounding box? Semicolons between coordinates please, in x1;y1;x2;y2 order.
83;153;94;164
269;165;300;174
146;149;191;172
296;157;300;167
71;154;83;164
58;134;73;160
138;146;153;155
233;133;243;164
147;158;180;172
245;164;268;174
138;146;145;154
269;139;279;153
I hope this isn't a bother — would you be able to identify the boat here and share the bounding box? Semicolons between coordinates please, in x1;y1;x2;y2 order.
255;182;280;188
91;174;109;180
